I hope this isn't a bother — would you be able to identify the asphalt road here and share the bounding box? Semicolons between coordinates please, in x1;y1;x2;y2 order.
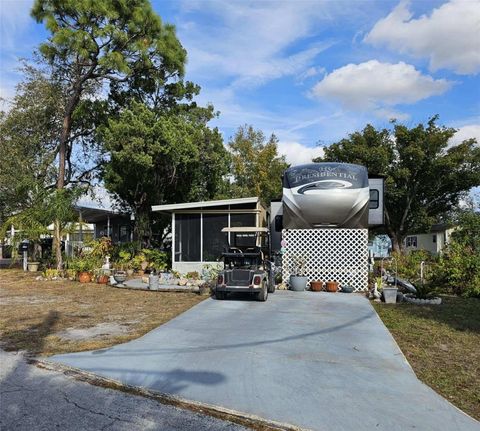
50;291;480;431
0;350;246;431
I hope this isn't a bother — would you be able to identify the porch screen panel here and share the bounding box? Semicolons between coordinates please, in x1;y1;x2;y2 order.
175;214;201;261
202;214;228;261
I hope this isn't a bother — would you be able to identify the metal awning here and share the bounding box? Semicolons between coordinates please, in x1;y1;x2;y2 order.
73;205;127;223
221;227;269;233
152;197;259;213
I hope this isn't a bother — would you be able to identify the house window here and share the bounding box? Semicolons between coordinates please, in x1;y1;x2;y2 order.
433;234;437;243
202;214;228;261
119;225;130;242
406;236;417;248
174;214;201;261
369;189;379;209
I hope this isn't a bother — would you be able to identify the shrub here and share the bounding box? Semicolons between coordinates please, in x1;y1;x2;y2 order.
432;211;480;297
186;271;200;280
390;250;435;282
435;241;480;297
142;249;168;272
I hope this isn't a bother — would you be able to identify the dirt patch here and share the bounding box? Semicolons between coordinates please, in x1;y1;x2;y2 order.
0;269;207;356
57;323;133;341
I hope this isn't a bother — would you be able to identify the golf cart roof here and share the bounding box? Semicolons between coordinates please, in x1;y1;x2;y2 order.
221;227;269;233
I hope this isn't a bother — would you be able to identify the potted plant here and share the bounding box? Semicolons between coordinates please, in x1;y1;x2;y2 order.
113;269;127;287
95;268;109;284
27;261;40;272
379;275;397;304
326;281;339;292
290;255;308;291
310;280;324;291
69;257;95;283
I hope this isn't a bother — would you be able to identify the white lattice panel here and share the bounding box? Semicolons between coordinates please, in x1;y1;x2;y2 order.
282;229;369;292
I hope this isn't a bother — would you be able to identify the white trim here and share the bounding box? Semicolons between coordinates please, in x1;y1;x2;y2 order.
152;197;258;212
221;227;269;233
172;212;176;264
200;212;203;262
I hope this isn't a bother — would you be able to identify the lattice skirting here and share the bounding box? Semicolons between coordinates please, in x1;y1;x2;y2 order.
281;229;369;292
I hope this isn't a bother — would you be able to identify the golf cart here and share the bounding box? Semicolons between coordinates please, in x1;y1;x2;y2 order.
215;227;275;301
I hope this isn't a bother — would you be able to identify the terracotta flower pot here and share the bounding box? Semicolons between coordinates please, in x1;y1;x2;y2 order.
326;281;339;292
310;281;324;291
78;271;92;283
97;274;109;284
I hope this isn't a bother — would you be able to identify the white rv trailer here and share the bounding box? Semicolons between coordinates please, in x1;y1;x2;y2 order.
282;163;370;229
276;162;385;291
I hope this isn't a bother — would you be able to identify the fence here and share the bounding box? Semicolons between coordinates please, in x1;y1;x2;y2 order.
281;228;369;292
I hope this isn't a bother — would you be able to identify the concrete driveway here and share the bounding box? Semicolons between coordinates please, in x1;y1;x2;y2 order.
51;291;479;431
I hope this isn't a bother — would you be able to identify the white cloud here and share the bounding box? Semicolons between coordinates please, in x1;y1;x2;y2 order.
277;141;324;166
449;124;480;146
177;1;340;87
365;0;480;75
295;66;326;85
311;60;451;118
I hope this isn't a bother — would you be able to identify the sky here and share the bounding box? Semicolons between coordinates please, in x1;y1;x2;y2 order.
0;0;479;166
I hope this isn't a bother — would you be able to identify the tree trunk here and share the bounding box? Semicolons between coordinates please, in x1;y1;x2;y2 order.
134;208;152;249
54;112;72;271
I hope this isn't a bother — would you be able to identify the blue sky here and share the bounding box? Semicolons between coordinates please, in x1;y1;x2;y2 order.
1;0;479;165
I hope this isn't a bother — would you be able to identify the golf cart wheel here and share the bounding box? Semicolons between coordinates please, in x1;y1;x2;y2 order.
215;291;225;300
267;278;275;293
257;282;268;302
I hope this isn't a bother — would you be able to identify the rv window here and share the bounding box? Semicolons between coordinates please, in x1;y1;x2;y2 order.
274;215;283;232
369;190;379;209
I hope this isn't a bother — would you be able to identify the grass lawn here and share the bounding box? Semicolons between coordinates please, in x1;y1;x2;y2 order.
373;296;480;421
0;269;206;356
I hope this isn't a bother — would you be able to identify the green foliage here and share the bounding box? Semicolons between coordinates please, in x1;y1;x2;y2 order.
315;117;480;250
434;211;480;297
225;125;288;204
186;271;200;280
390;250;434;282
0;188;82;261
68;255;97;273
43;268;60;280
201;264;221;282
100;101;229;243
31;0;186;93
31;0;188;267
0;66;62;222
83;237;112;259
142;249;168;271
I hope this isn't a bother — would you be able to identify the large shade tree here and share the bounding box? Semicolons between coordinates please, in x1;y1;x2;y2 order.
32;0;186;268
100;101;229;246
226;125;289;205
314;117;480;251
0;67;88;259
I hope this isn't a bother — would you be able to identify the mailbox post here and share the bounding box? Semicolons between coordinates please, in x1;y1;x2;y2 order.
19;240;29;271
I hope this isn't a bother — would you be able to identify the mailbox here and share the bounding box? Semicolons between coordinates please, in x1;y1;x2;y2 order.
18;241;29;252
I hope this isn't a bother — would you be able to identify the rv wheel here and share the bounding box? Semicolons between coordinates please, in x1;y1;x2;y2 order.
215;291;225;300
